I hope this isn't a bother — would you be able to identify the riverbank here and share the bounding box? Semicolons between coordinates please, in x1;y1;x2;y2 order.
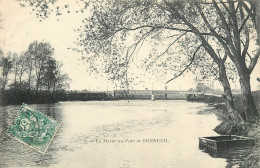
0;90;111;106
187;93;225;104
196;91;260;168
212;106;260;168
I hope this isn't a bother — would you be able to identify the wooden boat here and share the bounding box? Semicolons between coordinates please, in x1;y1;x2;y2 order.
199;135;255;152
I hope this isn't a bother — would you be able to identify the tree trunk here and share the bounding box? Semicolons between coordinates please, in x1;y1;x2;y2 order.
36;82;39;93
14;72;17;90
19;75;22;91
218;62;245;123
28;68;31;91
233;55;259;123
36;77;40;94
2;74;7;90
47;79;50;92
239;73;259;123
1;74;4;90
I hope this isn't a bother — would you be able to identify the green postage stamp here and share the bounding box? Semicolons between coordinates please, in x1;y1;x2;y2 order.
7;104;61;154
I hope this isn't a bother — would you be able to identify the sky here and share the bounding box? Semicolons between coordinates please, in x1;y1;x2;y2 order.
0;0;259;91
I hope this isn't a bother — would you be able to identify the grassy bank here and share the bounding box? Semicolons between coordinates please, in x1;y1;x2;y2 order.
187;93;225;104
198;91;260;168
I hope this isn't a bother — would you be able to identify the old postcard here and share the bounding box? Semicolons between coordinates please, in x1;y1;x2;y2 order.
0;0;260;168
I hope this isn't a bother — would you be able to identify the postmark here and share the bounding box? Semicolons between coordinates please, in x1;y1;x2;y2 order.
6;103;61;154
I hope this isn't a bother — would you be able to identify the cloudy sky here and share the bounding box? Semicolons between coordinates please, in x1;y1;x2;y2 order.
0;0;259;91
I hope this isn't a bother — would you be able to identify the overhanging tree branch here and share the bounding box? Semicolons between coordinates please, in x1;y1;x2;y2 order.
165;45;202;84
219;0;233;16
229;0;242;55
240;4;250;59
238;14;250;33
195;2;235;62
212;0;237;55
112;25;224;39
240;0;255;24
171;8;221;64
149;32;188;67
123;27;156;67
248;49;260;73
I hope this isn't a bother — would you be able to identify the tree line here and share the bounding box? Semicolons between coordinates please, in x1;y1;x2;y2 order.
0;41;71;105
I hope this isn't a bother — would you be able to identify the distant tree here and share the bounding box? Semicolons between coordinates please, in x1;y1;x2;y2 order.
43;58;57;91
11;52;19;90
196;83;212;93
27;41;54;93
52;62;71;92
0;53;12;90
23;50;34;91
17;52;27;91
55;73;71;91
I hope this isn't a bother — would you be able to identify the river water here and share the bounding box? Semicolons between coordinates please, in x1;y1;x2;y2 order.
0;100;230;168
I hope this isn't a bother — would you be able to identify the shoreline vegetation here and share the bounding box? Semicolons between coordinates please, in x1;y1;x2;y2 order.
0;90;112;106
191;90;260;168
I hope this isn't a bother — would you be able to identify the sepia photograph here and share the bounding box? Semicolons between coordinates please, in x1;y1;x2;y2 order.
0;0;260;167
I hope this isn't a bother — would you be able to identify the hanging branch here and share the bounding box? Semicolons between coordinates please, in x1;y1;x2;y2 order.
148;32;188;68
165;44;202;84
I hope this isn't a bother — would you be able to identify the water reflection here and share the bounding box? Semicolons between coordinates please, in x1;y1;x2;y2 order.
200;148;250;158
199;147;251;168
0;101;238;168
